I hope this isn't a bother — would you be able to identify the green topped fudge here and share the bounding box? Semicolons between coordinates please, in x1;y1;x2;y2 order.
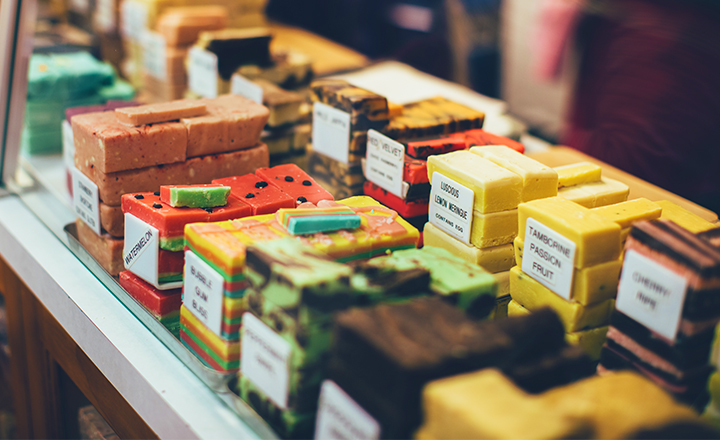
159;184;231;208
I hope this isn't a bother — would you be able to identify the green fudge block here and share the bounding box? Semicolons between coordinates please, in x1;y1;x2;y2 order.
159;184;231;208
27;52;116;100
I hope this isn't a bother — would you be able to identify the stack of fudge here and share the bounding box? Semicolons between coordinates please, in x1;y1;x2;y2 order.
424;145;557;319
599;219;720;408
143;6;228;102
251;80;310;160
555;162;630;208
24;52;134;154
72;96;270;275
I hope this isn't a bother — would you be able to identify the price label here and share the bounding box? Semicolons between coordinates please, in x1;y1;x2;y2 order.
315;380;380;440
428;172;474;244
71;168;101;235
241;313;292;409
120;1;147;41
188;47;218;98
183;251;225;335
521;218;577;300
616;250;688;341
93;0;115;33
62;120;75;171
312;102;350;164
142;30;168;80
365;130;404;198
231;74;263;104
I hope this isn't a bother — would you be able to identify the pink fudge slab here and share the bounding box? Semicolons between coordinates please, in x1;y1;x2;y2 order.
115;99;207;126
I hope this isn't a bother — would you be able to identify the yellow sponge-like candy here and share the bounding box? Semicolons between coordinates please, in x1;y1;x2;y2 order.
554;162;602;188
558;177;629;208
591;198;662;229
656;200;716;233
423;222;516;273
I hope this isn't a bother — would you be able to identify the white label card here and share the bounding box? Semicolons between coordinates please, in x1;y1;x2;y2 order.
93;0;116;33
312;102;351;164
183;251;225;336
120;1;147;41
71;168;101;235
521;218;577;300
231;74;263;104
241;312;292;409
428;172;474;244
142;31;167;80
365;130;404;198
315;380;380;440
188;47;218;98
616;250;688;341
62;120;75;171
124;213;166;290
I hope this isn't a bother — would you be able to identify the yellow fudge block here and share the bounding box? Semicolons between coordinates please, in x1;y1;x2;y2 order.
494;270;510;297
621;228;630;244
423;222;515;273
656;200;716;233
471;208;518;249
518;197;621;268
510;267;615;332
554;162;602;188
565;325;609;360
470;145;558;202
490;295;512;320
514;237;621;305
507;299;530;317
427;150;522;213
591;198;662;229
558;177;629;208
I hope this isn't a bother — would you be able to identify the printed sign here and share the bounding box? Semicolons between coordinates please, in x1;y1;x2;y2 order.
183;251;225;335
123;213;167;290
428;172;474;244
231;74;263;104
312;102;351;164
188;47;218;98
142;31;167;80
315;380;381;440
365;130;404;198
616;250;688;341
241;312;292;409
71;168;101;235
120;1;147;41
521;218;577;300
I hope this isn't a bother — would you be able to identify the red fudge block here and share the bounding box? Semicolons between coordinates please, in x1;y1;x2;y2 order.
405;136;466;160
404;156;429;185
159;249;184;275
455;129;525;154
212;174;294;215
363;181;430;219
119;271;182;316
255;163;334;205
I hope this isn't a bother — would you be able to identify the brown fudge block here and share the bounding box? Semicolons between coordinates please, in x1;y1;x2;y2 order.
256;79;304;127
143;75;187;102
77;142;269;206
165;47;188;81
100;203;124;237
156;6;228;46
181;94;269;158
73;111;187;174
76;219;124;276
115;99;206;126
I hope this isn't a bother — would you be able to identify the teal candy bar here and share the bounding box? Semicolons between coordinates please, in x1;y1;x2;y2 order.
286;213;361;235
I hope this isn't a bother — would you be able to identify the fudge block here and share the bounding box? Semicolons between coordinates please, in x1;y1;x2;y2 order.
159;184;230;208
382;97;484;141
494;270;511;297
77;142;269;206
362;181;429;219
470;208;518;249
76;219;124;275
100;203;124;237
457;128;525;153
73;111;187;173
197;28;273;80
307;150;365;188
119;270;182;317
591;198;663;229
405;136;466;160
262;123;310;156
212;174;294;215
180;306;240;372
427;150;522;213
143;74;187;102
403;156;430;185
423;222;515;273
565;326;609;360
557;177;629;208
656;200;716;234
255;79;304;127
255;163;334;205
27;52;115;100
470;145;558;202
115;100;206;126
275;206;361;235
700;227;720;249
554;162;602;188
235;49;313;89
156;6;229;46
518;196;622;268
310;79;389;131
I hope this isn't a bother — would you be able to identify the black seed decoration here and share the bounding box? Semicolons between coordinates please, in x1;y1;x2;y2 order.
255;181;268;189
284;176;294;182
152;203;162;209
134;194;144;199
153;191;160;196
302;180;312;186
203;208;214;213
297;196;307;203
245;193;255;198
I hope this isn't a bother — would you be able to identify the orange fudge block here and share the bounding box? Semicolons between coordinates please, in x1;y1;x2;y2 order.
76;219;124;275
100;203;123;237
156;6;229;46
72;111;187;173
115;100;207;126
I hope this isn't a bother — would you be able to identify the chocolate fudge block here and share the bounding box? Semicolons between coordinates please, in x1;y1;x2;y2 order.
235;49;313;89
699;227;720;248
73;111;187;174
255;79;304;128
307;150;364;187
503;344;594;394
310;79;389;131
76;219;123;275
197;28;272;80
381;97;484;141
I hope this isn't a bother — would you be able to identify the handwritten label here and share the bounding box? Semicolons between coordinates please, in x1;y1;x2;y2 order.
616;250;687;341
365;130;404;198
241;312;292;409
428;172;474;244
521;218;577;300
312;102;351;164
62;120;75;171
188;47;218;98
183;251;224;335
120;1;147;41
231;74;263;104
71;168;101;235
142;30;167;80
93;0;116;33
315;380;380;440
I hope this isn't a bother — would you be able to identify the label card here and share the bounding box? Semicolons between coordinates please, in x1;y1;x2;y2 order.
521;218;577;300
93;0;116;33
241;312;292;409
120;1;147;41
71;168;101;235
315;380;381;440
183;250;225;336
365;130;404;198
428;172;474;244
312;102;351;164
62;120;75;171
231;74;263;104
123;213;160;285
188;47;218;98
142;31;167;80
616;250;688;341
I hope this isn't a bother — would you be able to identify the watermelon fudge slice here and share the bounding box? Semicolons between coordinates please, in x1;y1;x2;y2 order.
363;181;430;219
213;174;295;215
255;163;334;205
119;271;182;335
